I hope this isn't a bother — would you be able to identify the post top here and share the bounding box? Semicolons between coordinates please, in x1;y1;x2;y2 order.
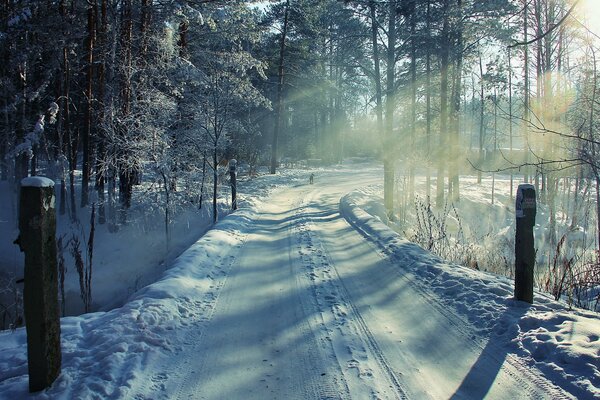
517;183;535;191
21;176;55;188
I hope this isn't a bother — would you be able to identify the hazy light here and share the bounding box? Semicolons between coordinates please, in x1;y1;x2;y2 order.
576;0;600;40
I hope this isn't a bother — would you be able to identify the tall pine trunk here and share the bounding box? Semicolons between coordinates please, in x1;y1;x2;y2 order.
478;54;484;184
369;1;383;140
534;0;542;195
118;0;133;225
81;1;96;208
425;0;432;201
384;0;396;215
270;0;289;175
213;149;218;223
523;0;530;183
588;48;599;256
63;46;78;222
508;47;514;200
96;0;108;224
449;0;463;202
409;3;417;203
437;3;450;208
199;152;207;209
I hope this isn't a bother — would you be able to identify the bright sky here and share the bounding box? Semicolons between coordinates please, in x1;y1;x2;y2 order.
575;0;600;41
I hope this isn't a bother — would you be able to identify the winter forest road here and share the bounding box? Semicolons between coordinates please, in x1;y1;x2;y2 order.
134;168;571;400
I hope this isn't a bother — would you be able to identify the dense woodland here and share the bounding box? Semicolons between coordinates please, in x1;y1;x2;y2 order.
2;1;600;261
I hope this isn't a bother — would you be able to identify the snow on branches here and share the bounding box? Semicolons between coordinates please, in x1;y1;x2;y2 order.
6;102;59;161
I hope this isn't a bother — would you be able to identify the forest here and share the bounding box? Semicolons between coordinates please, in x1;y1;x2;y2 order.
2;0;600;316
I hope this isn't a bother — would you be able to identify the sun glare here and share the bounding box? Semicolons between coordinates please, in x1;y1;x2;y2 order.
578;0;600;38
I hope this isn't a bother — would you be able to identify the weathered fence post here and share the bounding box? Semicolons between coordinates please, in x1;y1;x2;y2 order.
515;183;536;303
15;177;61;392
229;159;237;211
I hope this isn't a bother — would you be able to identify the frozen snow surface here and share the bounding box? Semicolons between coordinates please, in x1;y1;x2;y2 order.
0;160;598;399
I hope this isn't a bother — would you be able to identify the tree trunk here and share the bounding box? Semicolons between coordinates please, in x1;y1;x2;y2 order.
492;89;497;204
213;150;218;223
118;0;133;224
96;0;107;224
161;172;171;251
449;0;462;203
15;57;28;187
596;175;600;257
178;20;189;58
478;54;484;185
81;1;96;209
589;48;599;254
0;3;8;182
437;3;450;208
55;42;67;216
199;152;207;209
270;0;289;175
140;0;151;61
523;0;530;183
409;2;417;203
62;47;78;222
425;0;432;201
369;1;383;139
108;168;117;232
384;0;396;215
534;0;542;195
508;47;514;200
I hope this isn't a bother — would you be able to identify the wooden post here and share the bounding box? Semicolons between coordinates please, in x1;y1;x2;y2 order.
229;159;237;211
515;183;536;303
16;177;61;392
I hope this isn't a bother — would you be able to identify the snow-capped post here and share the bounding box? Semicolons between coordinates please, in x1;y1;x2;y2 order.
514;184;536;303
15;177;62;392
229;159;237;210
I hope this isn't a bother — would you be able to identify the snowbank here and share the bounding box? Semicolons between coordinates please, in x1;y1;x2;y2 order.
0;204;257;399
340;189;600;398
0;168;307;399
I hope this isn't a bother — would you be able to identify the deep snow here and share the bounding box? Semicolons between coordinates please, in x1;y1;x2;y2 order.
0;160;598;399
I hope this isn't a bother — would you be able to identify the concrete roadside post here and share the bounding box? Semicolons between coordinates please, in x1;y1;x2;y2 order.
229;159;237;210
15;177;61;392
515;183;536;303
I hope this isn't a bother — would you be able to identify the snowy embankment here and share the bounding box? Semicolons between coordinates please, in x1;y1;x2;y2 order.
0;204;257;399
340;188;600;398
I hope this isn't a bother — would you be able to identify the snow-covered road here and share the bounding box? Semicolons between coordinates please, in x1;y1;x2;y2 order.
128;169;571;399
1;163;596;399
151;189;348;399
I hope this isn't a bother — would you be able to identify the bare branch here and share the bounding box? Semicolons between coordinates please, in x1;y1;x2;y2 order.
508;0;580;49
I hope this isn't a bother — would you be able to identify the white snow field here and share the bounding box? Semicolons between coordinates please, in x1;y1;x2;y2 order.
0;161;598;399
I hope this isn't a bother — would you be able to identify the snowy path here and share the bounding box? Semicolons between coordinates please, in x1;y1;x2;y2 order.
128;170;571;400
165;192;348;400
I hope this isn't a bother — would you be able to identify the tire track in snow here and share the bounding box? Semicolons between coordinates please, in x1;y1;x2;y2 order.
128;229;248;400
387;248;570;399
170;261;236;400
281;205;350;400
342;202;574;400
398;262;571;400
172;197;348;400
295;206;408;399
